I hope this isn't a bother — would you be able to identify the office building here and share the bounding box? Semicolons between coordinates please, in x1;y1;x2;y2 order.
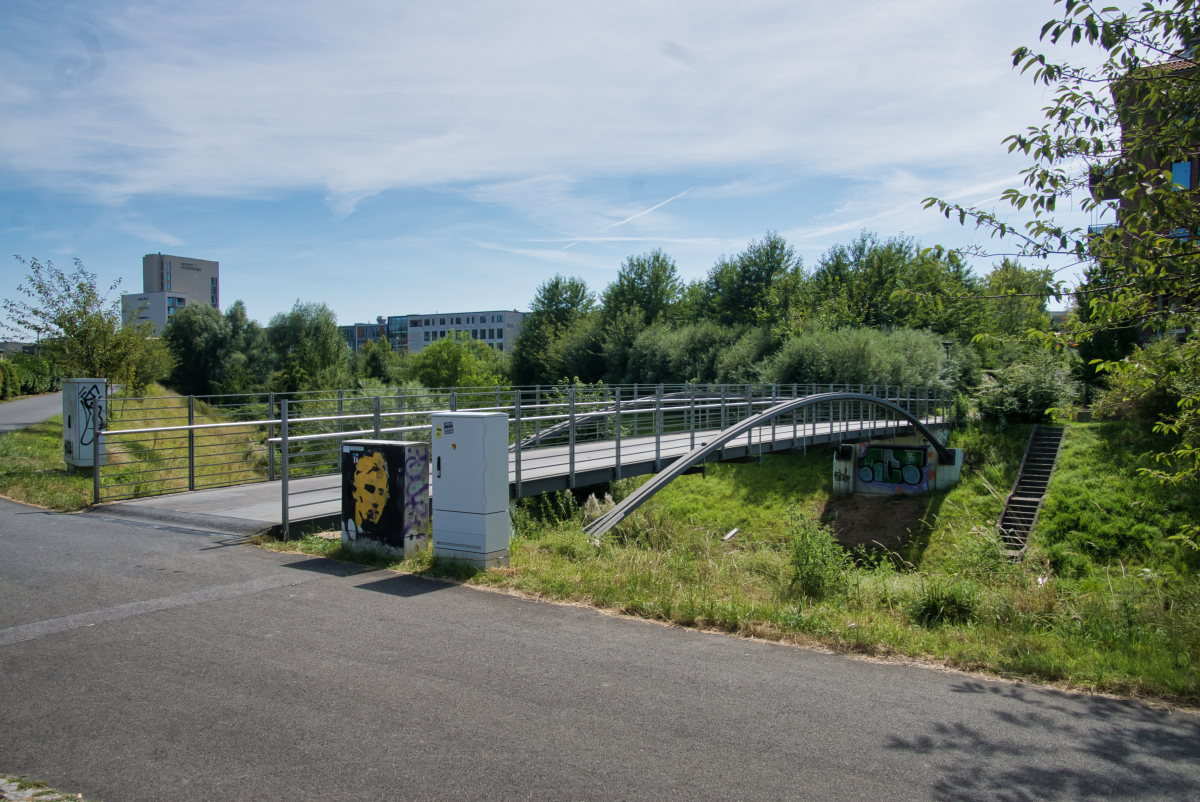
406;310;525;354
121;253;220;332
340;318;389;353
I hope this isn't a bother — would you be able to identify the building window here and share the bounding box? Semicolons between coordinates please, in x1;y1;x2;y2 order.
455;317;461;324
497;329;503;339
499;314;504;322
497;342;503;352
424;331;430;341
211;277;216;286
439;318;445;325
1173;161;1192;190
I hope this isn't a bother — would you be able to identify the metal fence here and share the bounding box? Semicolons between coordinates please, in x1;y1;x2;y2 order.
93;383;947;518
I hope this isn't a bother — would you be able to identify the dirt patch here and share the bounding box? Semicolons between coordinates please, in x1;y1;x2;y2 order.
819;493;934;550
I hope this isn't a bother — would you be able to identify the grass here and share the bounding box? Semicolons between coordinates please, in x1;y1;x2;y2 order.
0;771;102;800
102;385;267;500
0;415;92;510
257;420;1200;705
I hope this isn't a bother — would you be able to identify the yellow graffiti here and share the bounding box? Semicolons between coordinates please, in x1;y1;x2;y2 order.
353;452;389;528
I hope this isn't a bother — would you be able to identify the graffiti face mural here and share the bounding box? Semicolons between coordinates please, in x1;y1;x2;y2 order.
342;442;430;557
353;451;389;528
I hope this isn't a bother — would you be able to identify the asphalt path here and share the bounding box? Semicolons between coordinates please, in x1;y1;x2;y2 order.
1;497;1198;801
0;392;61;434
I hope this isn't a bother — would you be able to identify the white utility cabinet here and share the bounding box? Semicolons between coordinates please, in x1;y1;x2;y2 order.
431;411;510;568
62;378;107;471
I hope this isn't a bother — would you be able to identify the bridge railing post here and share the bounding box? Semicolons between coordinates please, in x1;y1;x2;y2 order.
568;385;576;488
654;384;663;471
373;395;381;438
267;392;276;481
281;399;289;539
514;388;522;498
689;385;696;449
614;386;622;480
187;395;196;492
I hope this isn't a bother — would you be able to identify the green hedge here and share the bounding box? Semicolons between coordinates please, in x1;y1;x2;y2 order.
0;354;64;398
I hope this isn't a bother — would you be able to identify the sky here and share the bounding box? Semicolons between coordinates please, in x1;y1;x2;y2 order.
0;0;1112;330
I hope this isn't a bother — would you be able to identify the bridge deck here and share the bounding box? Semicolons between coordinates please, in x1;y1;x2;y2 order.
90;415;945;536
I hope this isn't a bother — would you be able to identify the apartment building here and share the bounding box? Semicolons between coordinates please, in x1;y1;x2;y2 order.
406;310;525;354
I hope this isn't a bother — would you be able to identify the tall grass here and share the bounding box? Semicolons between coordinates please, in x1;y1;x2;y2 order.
103;385;267;499
259;420;1200;703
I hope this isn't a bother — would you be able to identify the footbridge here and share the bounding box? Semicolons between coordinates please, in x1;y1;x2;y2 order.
89;383;949;536
582;391;953;537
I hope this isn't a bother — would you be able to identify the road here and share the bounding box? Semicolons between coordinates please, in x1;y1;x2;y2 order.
1;497;1197;801
0;392;60;434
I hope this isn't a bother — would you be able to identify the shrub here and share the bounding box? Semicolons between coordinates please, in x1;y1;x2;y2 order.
1094;336;1199;422
907;580;979;627
787;513;851;600
977;351;1078;425
761;327;947;388
951;392;971;429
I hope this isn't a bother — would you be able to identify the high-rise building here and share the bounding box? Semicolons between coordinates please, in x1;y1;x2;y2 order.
121;253;220;332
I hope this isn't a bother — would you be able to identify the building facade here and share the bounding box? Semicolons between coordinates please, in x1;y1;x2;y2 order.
340;318;390;353
405;310;525;354
121;253;220;333
121;292;190;332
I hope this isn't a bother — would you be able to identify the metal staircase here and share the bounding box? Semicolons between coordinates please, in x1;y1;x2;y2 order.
998;425;1067;557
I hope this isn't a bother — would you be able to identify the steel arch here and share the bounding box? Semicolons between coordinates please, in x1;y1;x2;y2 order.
583;392;951;537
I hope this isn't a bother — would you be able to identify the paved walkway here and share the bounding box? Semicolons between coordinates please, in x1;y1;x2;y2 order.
0;392;60;434
2;497;1198;801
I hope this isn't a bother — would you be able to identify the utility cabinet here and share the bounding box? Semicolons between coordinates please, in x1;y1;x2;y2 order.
431;412;510;568
341;440;430;558
62;378;106;472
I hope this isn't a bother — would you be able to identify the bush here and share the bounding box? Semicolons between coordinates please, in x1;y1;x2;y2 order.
3;354;64;395
1093;336;1199;422
787;513;851;600
762;327;947;388
907;580;979;627
977;351;1078;425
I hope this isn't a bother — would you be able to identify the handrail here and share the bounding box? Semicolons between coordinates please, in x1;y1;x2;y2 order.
584;392;951;537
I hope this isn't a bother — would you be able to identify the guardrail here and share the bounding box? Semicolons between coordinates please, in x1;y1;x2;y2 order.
91;384;948;526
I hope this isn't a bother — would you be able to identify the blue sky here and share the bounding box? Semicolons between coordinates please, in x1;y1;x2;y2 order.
0;0;1108;329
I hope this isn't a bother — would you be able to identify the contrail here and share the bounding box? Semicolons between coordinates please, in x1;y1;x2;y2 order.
598;188;691;231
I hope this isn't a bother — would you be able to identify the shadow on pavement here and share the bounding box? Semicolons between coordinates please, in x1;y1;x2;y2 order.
278;558;379;578
354;574;451;598
887;680;1200;801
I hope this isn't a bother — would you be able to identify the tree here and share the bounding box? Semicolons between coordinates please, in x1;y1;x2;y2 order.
266;301;350;392
163;304;230;396
360;337;401;383
912;0;1200;481
704;231;802;325
601;249;683;327
510;275;595;384
403;337;505;388
529;275;595;328
807;232;981;337
2;256;161;381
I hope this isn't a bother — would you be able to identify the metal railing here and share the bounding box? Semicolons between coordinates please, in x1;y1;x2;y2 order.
93;384;948;531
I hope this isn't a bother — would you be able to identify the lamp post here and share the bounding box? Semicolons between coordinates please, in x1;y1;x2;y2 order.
941;341;954;428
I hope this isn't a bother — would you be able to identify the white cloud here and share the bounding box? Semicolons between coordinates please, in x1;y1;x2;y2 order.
1;0;1081;211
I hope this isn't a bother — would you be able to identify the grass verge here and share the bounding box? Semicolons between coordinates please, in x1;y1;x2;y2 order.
256;421;1200;706
0;415;92;510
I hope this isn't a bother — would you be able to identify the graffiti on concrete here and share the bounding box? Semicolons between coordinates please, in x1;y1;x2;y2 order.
855;443;935;493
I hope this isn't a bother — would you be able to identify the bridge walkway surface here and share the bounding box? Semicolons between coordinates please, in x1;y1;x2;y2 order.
89;413;945;537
